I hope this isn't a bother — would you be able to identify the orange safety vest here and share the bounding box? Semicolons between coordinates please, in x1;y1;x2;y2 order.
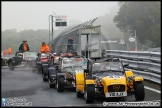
46;45;50;52
40;45;49;53
3;50;6;55
23;43;27;51
8;48;12;53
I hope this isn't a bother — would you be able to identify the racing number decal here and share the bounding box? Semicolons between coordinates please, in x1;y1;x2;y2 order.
127;76;133;82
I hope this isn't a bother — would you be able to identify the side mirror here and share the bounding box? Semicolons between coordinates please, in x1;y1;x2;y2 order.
124;64;129;67
84;69;89;73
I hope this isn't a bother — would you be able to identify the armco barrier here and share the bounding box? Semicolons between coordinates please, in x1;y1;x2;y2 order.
104;50;161;84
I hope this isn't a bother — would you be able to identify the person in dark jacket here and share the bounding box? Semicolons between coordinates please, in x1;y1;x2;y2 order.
67;36;74;53
19;40;30;52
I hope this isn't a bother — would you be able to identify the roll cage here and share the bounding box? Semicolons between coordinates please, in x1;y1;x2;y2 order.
84;56;129;75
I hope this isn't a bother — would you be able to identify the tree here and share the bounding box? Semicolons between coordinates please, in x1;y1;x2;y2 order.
113;2;160;47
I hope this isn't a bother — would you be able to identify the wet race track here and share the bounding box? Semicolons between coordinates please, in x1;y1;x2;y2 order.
1;66;161;107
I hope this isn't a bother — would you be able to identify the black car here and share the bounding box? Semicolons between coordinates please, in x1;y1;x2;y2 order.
40;53;60;81
45;54;88;92
35;52;50;81
7;51;37;71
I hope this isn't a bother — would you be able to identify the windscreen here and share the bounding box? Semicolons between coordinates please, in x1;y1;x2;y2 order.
62;57;87;68
23;52;37;58
92;62;124;72
40;53;49;58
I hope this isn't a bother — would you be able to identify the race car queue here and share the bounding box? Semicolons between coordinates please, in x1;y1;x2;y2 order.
2;39;145;104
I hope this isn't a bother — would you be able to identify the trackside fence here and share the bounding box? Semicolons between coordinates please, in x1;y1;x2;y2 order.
104;50;161;84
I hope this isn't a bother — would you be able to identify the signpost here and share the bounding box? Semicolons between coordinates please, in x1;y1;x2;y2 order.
49;14;67;53
129;30;137;51
129;37;135;42
55;15;67;22
54;15;67;27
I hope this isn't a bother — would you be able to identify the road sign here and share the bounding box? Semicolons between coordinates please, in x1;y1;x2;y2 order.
129;37;135;42
119;39;125;44
55;22;67;26
54;15;67;22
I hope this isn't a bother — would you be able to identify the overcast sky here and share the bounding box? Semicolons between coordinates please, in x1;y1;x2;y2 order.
2;1;118;32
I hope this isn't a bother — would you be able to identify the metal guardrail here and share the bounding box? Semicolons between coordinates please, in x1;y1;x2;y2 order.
104;50;161;84
148;47;161;52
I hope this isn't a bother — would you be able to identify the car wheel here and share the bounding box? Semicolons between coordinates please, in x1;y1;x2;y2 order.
8;61;15;70
134;81;145;101
85;84;95;103
37;64;41;73
57;77;64;92
48;74;55;88
42;73;47;81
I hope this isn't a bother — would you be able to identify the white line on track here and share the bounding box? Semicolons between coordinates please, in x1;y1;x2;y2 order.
144;86;161;94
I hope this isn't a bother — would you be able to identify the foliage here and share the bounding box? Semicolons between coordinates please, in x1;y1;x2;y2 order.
1;20;82;54
1;29;49;54
113;2;160;47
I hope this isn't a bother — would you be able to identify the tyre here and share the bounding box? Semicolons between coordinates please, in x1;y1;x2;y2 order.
8;61;15;70
36;59;38;68
48;74;55;88
42;73;47;81
134;81;145;101
76;91;84;97
1;59;4;67
85;84;95;103
57;77;64;92
37;64;41;73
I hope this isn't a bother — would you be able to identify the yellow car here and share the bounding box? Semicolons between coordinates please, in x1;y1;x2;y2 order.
75;57;145;103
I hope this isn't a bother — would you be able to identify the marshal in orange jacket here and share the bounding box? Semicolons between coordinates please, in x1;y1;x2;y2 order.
39;44;49;53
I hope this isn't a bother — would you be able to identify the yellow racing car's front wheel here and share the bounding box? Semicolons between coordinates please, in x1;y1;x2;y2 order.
134;81;145;101
85;84;95;103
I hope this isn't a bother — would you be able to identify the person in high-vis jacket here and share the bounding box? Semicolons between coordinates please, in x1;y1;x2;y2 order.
39;42;49;53
3;50;6;55
8;47;12;55
46;44;50;52
19;40;30;52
